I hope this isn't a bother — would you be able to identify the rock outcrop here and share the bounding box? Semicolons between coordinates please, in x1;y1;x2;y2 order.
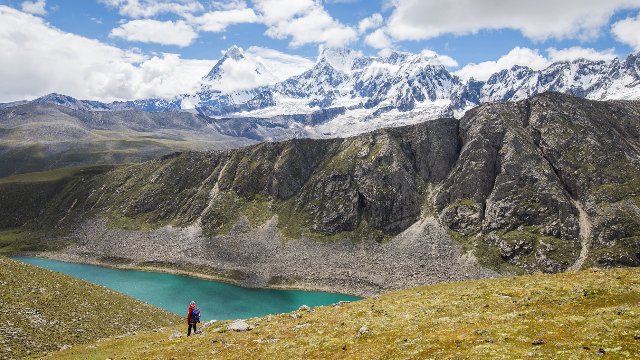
2;92;640;295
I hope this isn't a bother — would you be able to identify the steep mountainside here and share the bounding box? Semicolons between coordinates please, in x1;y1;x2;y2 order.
0;256;182;359
0;103;255;177
1;93;640;296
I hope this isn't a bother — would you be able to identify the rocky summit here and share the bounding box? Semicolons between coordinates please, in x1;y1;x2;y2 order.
1;92;640;296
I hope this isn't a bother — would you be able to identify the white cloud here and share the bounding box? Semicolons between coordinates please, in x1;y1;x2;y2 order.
611;12;640;52
21;0;46;15
246;46;314;78
358;13;383;34
454;46;621;81
0;6;213;102
188;7;258;32
421;50;458;68
254;0;357;47
208;56;277;92
109;19;198;47
454;47;550;81
264;8;357;48
99;0;204;18
364;28;393;49
211;0;249;11
385;0;640;42
252;0;315;26
546;46;618;63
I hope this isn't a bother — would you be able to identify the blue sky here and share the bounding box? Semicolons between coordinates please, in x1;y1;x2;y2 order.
2;0;640;102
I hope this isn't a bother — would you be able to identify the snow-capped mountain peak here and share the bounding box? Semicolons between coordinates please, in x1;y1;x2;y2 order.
224;45;244;61
14;46;640;142
317;46;364;73
200;46;279;94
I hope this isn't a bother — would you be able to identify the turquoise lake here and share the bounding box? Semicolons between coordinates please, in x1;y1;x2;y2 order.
10;257;361;321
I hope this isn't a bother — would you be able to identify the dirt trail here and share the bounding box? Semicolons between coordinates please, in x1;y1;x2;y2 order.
568;199;592;271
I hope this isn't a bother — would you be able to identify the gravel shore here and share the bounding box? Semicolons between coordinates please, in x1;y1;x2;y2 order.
44;215;501;297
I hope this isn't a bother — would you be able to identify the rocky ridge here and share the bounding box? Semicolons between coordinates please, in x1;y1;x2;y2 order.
2;93;640;296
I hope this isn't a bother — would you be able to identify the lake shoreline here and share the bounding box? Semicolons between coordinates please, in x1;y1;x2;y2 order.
10;255;362;322
23;251;367;298
31;216;501;299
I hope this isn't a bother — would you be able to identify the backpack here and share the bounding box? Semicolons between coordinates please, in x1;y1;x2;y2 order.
190;307;200;323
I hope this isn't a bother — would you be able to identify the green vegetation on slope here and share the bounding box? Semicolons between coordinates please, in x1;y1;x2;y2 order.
0;102;256;178
2;93;640;277
0;256;183;359
44;266;640;359
0;165;115;254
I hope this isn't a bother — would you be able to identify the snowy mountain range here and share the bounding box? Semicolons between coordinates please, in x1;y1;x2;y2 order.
3;45;640;139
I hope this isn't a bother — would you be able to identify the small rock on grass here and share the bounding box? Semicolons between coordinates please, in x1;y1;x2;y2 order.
227;320;251;332
532;339;545;345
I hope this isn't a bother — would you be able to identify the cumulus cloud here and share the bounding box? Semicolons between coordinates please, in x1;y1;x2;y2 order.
0;6;213;102
109;19;198;47
204;56;277;92
547;46;618;62
453;46;621;82
252;0;315;26
385;0;640;42
364;28;393;49
188;7;258;32
358;13;383;34
254;0;358;47
21;0;47;15
421;50;458;68
263;7;357;47
211;0;249;11
454;47;550;81
99;0;204;18
245;46;314;79
101;0;355;48
611;12;640;51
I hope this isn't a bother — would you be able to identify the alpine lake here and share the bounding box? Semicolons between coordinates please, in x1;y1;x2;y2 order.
10;257;361;321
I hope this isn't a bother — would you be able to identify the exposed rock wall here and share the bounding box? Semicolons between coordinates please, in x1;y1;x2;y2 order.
4;93;640;294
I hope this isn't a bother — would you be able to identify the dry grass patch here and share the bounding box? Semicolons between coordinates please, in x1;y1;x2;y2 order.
45;267;640;359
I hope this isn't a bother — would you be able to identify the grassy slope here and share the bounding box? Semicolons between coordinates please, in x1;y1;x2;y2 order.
0;102;257;178
0;165;115;255
44;267;640;360
0;256;183;359
0;135;240;179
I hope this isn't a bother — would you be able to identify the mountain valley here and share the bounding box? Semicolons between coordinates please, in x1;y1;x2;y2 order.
2;93;640;297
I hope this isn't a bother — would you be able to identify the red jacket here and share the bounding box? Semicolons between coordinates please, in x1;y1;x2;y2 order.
187;304;199;324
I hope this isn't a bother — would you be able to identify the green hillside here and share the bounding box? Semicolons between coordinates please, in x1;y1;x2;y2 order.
43;266;640;359
0;256;183;359
0;103;255;178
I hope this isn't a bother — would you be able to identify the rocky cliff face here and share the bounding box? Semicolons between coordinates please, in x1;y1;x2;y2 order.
2;93;640;295
437;93;640;273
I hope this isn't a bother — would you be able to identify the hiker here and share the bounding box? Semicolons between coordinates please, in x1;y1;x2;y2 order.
187;301;200;336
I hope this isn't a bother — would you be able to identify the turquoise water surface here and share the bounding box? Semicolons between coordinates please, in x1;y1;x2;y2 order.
10;257;360;321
